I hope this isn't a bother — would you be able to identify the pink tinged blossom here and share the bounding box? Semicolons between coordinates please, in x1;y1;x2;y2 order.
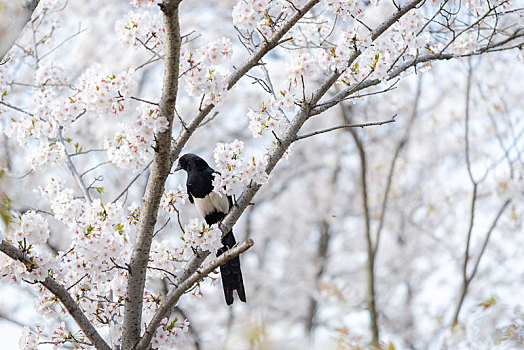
74;64;136;116
34;62;68;86
105;104;165;171
29;140;64;169
132;0;157;8
8;211;50;246
160;186;188;213
0;64;12;97
115;9;165;50
181;38;232;102
18;327;40;350
183;219;223;254
213;139;269;195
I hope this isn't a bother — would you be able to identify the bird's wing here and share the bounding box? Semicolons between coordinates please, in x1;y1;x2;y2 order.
188;191;194;204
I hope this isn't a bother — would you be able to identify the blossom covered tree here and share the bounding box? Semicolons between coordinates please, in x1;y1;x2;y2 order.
0;0;523;349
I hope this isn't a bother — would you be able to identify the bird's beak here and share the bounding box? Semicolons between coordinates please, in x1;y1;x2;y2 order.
174;163;182;172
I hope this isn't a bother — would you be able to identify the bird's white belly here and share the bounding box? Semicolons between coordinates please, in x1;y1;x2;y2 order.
194;191;229;217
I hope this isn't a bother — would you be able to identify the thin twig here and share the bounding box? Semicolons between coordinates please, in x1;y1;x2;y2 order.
112;160;153;203
0;101;34;116
58;128;93;203
293;116;396;142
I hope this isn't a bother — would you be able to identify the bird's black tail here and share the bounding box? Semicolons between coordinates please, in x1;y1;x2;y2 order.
217;229;246;305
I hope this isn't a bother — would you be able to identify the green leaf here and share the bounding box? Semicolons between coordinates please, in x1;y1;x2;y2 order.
478;296;497;309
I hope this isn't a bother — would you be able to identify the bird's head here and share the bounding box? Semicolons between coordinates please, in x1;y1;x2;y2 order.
174;153;210;173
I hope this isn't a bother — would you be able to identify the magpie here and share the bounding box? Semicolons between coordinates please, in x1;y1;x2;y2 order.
174;153;246;305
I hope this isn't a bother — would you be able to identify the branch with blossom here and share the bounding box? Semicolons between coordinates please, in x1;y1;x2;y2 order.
0;240;111;350
0;0;522;348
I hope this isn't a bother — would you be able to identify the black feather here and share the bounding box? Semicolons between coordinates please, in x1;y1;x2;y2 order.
176;153;246;305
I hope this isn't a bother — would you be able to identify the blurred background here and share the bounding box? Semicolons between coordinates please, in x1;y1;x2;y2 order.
1;0;523;349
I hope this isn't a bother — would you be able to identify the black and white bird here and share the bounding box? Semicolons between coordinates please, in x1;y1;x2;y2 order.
175;153;246;305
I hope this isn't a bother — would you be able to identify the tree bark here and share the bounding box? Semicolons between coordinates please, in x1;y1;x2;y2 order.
121;1;182;348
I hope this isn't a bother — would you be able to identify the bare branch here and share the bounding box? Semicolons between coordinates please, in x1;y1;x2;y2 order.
450;61;512;326
293;116;396;142
340;104;380;343
58;128;93;204
0;100;34;116
373;75;423;257
468;199;511;283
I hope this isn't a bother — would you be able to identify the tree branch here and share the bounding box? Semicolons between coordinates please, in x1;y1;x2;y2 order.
341;104;380;343
218;0;425;250
122;0;182;348
450;61;511;326
310;29;524;117
0;0;41;61
0;240;111;350
168;0;322;163
373;74;423;257
58;128;93;204
135;239;254;350
293;116;396;142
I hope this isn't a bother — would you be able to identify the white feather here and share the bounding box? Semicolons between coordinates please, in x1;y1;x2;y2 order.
194;191;229;217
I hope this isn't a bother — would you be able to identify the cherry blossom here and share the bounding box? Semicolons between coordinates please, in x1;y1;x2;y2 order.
115;9;165;51
18;327;40;350
151;318;189;350
159;186;188;214
213;139;269;195
7;211;50;246
34;62;68;86
180;37;233;103
183;219;223;254
106;104;168;171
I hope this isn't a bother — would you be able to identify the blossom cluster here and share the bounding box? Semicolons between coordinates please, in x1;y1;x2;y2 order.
4;90;58;146
131;0;157;7
4;175;196;347
232;0;313;38
159;185;188;214
115;9;165;51
28;140;65;169
247;92;294;138
1;211;58;282
183;219;223;254
151;318;190;350
0;62;12;97
3;64;136;169
212;139;269;195
465;0;510;15
18;326;41;350
74;64;136;116
287;53;317;86
232;0;268;31
450;32;480;56
40;179;85;226
288;15;333;47
316;9;429;83
35;62;68;86
6;211;50;246
148;240;185;279
105;103;168;171
323;0;365;20
179;37;233;103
